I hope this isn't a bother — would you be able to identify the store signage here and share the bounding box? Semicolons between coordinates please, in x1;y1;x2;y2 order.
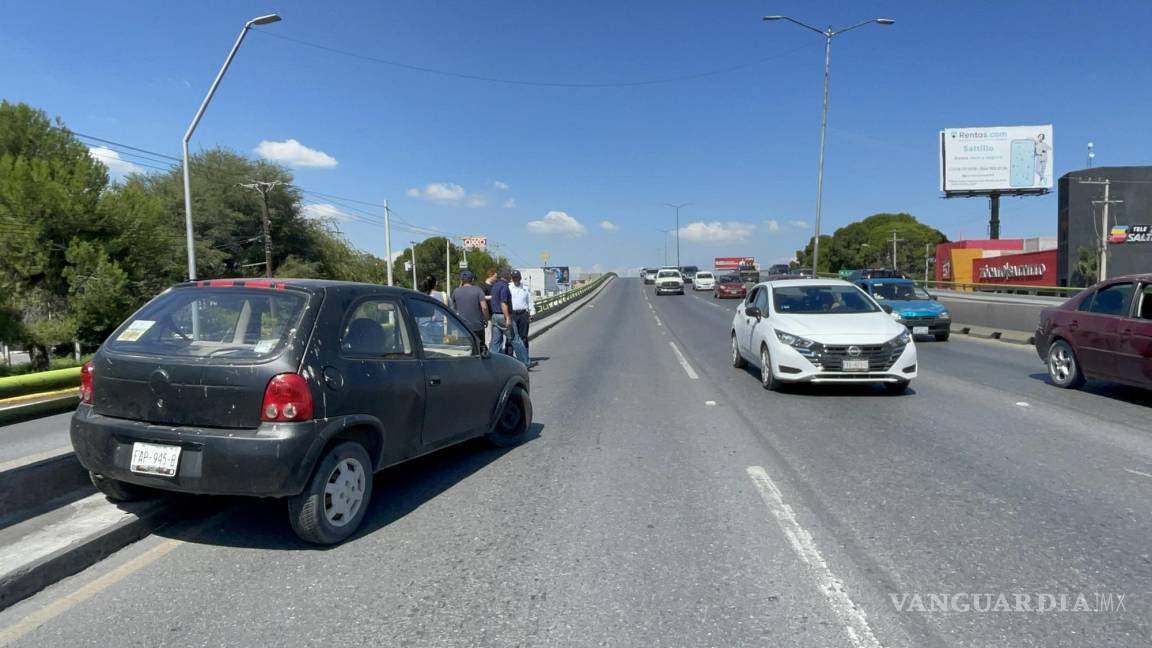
978;262;1047;280
1109;225;1151;244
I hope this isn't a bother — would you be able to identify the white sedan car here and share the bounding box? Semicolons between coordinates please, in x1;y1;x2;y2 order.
731;279;917;393
692;271;716;291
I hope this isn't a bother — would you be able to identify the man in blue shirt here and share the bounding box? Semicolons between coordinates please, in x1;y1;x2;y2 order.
489;269;530;366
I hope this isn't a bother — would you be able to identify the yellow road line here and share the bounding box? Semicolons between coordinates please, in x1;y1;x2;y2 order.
0;389;78;407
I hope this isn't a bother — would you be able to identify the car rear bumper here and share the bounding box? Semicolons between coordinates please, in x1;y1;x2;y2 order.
899;318;951;335
771;341;918;384
70;405;320;497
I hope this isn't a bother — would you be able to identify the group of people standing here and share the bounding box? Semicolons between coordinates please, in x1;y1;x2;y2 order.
418;268;538;369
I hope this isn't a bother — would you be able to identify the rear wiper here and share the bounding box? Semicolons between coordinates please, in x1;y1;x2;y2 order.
204;346;256;358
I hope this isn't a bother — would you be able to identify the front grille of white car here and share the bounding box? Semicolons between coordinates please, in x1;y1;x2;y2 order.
814;344;905;372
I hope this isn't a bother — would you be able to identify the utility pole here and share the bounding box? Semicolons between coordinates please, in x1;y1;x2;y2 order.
410;241;418;289
889;230;905;270
663;203;692;269
1081;178;1123;282
924;242;931;283
240;181;282;277
445;238;451;299
384;200;393;286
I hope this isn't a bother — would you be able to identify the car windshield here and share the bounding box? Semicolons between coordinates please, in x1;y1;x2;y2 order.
870;282;932;301
773;285;879;314
658;270;679;278
104;288;309;361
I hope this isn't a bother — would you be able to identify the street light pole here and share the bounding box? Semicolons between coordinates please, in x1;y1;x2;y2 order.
763;15;894;276
663;203;692;269
181;14;281;281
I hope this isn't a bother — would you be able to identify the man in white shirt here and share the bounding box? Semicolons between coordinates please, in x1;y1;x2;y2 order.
508;270;537;366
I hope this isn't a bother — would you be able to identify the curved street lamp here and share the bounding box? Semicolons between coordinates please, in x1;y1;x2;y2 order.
763;15;893;275
181;14;282;281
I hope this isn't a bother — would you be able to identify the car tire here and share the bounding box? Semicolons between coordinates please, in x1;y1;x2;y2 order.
935;332;950;342
760;345;782;391
90;471;149;502
731;333;747;369
486;388;532;448
1047;339;1086;389
288;441;373;545
885;381;910;395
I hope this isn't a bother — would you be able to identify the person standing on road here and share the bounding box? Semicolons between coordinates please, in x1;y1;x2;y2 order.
489;270;530;366
450;270;489;346
508;270;536;361
420;275;447;305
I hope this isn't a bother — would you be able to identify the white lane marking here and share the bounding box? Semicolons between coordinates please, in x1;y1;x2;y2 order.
1015;402;1031;407
1124;468;1152;479
668;342;699;380
654;315;663;327
746;466;883;648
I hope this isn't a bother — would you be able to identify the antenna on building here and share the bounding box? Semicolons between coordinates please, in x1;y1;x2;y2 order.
1087;142;1095;169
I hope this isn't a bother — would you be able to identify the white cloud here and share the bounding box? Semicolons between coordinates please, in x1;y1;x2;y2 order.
676;221;757;244
502;198;517;209
87;146;144;177
764;219;781;233
526;211;586;237
407;182;490;208
600;220;619;231
493;180;510;191
253;139;338;168
788;220;810;229
301;203;350;221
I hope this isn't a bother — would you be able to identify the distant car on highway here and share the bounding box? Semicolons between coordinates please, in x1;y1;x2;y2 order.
714;274;747;299
1034;274;1152;390
857;278;951;341
643;268;658;284
71;279;533;545
731;279;917;393
692;271;716;291
680;266;700;284
767;264;791;275
655;268;685;295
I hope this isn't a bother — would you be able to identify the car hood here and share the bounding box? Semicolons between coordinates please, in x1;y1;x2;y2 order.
883;299;945;316
770;312;905;344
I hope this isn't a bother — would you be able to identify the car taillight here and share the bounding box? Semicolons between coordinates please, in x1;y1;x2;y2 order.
261;373;313;422
79;361;94;404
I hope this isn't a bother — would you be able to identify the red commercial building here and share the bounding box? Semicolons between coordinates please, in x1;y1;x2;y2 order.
971;249;1058;286
935;238;1058;286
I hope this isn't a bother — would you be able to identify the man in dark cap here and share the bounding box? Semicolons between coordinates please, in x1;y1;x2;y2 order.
489;269;530;366
450;270;489;344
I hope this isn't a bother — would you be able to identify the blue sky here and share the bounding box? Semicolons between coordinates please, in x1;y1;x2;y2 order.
3;1;1151;274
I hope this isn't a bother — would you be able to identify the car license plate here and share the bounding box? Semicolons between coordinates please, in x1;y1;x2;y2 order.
843;359;869;371
913;326;929;335
130;442;181;477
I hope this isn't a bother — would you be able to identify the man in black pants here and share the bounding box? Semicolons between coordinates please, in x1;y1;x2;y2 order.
508;270;537;366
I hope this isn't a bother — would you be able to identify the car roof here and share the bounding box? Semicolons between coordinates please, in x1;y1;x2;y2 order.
757;278;856;289
176;278;420;297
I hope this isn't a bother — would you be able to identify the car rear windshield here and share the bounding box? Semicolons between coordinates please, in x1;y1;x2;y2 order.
718;275;741;283
105;287;309;362
870;282;931;301
773;285;879;314
695;272;713;279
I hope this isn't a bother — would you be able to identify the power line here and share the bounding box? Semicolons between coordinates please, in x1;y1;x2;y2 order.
70;132;182;162
252;28;819;89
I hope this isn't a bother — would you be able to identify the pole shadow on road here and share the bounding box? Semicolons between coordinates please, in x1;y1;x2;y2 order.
1027;373;1152;408
152;423;545;550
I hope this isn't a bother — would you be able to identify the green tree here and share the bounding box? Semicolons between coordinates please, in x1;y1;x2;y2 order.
797;213;947;275
390;237;510;291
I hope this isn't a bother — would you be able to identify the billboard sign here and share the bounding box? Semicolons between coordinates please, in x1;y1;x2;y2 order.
542;266;570;285
714;256;755;271
939;125;1053;194
462;235;487;251
1110;224;1151;244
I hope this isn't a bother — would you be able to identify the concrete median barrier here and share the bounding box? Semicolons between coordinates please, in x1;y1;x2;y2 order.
0;367;82;400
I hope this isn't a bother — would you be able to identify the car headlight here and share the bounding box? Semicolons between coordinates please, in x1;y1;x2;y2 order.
775;330;818;349
939;310;950;319
888;330;912;347
889;311;904;321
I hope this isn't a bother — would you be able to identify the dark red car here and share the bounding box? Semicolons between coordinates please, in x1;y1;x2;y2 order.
713;274;747;299
1034;274;1152;390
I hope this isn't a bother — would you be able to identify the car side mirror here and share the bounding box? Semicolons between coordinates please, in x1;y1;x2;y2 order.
745;306;762;319
880;304;894;314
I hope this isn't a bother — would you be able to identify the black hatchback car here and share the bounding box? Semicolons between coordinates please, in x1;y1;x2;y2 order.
71;279;532;544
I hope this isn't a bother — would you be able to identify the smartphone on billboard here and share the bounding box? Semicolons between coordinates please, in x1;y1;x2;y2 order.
1010;139;1035;188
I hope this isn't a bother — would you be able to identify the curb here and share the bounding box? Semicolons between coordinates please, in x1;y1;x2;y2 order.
0;452;90;522
955;324;1035;346
0;498;171;612
0;393;79;427
528;276;615;342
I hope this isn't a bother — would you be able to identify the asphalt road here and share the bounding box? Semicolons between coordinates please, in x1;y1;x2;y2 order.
0;412;72;466
1;278;1149;647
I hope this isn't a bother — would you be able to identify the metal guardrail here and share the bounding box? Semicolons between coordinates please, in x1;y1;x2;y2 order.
811;273;1083;298
532;273;616;319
